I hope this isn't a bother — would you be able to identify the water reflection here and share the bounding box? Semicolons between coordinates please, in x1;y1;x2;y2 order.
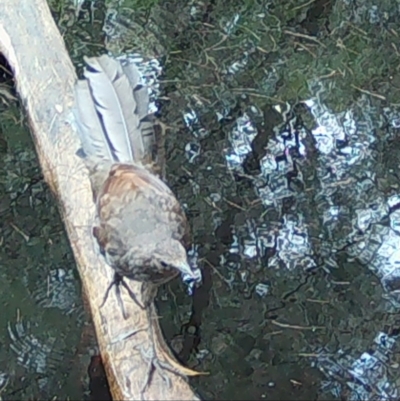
3;0;400;399
98;0;400;399
0;55;86;400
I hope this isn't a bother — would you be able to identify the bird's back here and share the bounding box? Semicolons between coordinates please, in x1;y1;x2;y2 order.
95;163;188;256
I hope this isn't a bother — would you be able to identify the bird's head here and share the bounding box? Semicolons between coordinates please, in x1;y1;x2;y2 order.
154;239;200;285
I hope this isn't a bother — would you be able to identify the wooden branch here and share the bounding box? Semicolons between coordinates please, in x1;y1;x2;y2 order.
0;0;201;399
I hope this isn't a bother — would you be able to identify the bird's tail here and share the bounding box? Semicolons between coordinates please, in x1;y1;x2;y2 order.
74;55;156;166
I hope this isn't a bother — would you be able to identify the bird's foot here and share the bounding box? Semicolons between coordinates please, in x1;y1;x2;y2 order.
136;344;172;401
100;273;145;319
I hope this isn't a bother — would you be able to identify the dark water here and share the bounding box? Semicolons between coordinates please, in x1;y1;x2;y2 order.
0;56;86;398
2;0;400;399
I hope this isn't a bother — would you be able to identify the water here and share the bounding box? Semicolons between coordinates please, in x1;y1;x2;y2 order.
2;0;400;399
0;59;87;398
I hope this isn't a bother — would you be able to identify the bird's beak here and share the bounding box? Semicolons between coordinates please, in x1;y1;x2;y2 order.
176;260;195;277
177;260;202;287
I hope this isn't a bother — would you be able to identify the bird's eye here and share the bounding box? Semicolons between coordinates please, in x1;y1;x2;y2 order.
107;248;119;257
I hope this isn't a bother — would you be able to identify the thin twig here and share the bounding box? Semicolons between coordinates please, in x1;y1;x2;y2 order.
271;320;325;331
351;84;386;100
284;30;326;48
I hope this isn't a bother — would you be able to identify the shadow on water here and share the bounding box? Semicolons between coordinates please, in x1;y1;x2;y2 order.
0;55;88;399
2;0;400;399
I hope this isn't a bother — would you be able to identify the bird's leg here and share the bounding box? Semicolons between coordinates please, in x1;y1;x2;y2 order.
140;282;158;309
100;272;127;318
100;272;145;319
140;298;190;400
137;299;208;399
147;301;208;377
136;344;172;401
135;299;206;399
119;278;146;310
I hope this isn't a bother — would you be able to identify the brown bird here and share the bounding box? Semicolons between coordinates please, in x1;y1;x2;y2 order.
73;55;200;314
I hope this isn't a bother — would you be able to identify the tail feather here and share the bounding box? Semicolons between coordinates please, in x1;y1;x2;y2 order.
74;80;113;162
121;62;149;120
121;61;156;163
74;55;154;165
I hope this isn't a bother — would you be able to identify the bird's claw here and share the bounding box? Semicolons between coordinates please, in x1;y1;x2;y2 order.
100;273;145;319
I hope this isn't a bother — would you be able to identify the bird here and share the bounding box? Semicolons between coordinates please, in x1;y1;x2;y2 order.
73;54;201;315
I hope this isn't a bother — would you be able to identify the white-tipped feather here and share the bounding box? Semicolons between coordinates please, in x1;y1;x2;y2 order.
74;80;113;161
122;63;150;120
121;62;142;89
74;55;158;168
83;56;135;162
121;62;156;161
82;55;144;163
